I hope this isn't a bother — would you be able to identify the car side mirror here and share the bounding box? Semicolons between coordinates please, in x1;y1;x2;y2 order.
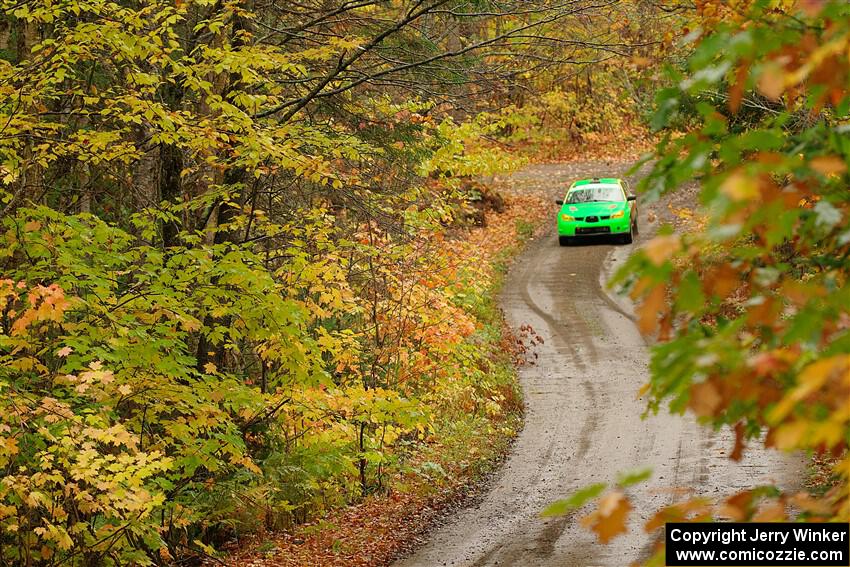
627;195;637;202
555;199;564;205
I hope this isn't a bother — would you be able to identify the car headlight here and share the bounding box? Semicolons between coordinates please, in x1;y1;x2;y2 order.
610;210;625;219
561;213;575;221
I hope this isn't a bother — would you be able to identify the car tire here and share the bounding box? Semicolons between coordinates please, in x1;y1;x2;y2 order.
558;236;572;246
622;225;634;244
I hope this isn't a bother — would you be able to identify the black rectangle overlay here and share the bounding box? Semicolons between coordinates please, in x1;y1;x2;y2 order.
666;522;849;566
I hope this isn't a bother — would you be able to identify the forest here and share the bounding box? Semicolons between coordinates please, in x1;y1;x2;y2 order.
0;0;847;565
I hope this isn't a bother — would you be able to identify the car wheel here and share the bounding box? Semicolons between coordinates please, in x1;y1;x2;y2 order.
622;226;634;244
559;236;572;246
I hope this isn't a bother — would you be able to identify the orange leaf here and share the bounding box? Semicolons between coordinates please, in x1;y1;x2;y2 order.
689;380;722;417
730;422;746;461
704;263;739;300
799;0;827;16
629;276;654;301
720;490;753;521
758;64;785;100
810;155;847;176
746;296;778;327
729;62;750;114
581;491;632;544
637;285;666;335
645;498;711;532
753;500;786;522
643;235;681;266
789;492;832;516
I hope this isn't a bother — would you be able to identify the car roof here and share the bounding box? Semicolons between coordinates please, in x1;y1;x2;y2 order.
570;177;622;188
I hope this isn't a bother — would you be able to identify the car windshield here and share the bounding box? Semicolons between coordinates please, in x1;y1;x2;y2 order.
566;185;623;204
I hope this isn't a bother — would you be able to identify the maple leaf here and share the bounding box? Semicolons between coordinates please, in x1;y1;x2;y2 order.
810;155;847;175
688;380;722;417
703;263;738;299
752;501;786;522
720;490;752;521
581;491;632;544
757;63;786;100
720;171;759;201
637;285;665;334
730;422;746;461
789;492;832;516
643;235;680;267
56;346;72;357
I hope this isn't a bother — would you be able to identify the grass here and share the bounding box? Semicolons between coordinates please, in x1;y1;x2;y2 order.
516;218;536;241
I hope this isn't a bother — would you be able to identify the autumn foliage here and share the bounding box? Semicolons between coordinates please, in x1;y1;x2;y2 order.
532;0;850;556
0;0;591;562
4;0;816;564
596;0;850;559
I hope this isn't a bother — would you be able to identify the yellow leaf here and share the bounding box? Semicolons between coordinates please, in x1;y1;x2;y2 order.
769;355;849;423
774;420;808;450
204;362;217;374
1;436;19;455
811;419;845;449
720;171;759;201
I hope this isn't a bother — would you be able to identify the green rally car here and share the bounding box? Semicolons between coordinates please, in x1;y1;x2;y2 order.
556;178;638;246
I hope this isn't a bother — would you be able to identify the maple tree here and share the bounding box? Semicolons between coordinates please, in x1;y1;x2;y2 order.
542;0;850;556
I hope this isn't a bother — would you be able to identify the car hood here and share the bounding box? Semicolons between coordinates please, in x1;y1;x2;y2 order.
560;202;626;216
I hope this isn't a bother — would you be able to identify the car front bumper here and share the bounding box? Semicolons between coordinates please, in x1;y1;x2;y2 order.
558;218;630;236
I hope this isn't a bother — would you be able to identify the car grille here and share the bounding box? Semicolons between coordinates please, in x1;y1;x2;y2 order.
577;226;611;234
571;215;612;223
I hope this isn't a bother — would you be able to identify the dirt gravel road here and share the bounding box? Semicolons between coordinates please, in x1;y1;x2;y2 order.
394;162;800;567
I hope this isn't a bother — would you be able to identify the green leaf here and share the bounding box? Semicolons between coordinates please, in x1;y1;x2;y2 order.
616;468;652;488
541;483;607;517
